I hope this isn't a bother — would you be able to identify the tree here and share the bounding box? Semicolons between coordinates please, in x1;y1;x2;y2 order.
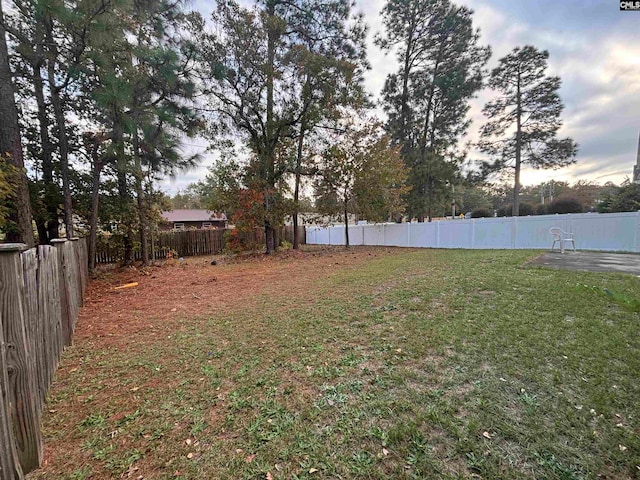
566;180;609;211
194;155;242;213
125;3;202;265
82;130;115;272
315;122;408;247
460;185;492;213
196;0;366;253
0;0;35;246
479;45;578;216
597;182;640;213
170;187;208;209
377;0;490;221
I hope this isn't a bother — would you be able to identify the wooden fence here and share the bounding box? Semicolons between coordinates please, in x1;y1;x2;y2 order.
0;238;88;479
95;226;306;264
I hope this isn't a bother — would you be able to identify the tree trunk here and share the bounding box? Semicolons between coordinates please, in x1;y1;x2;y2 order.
118;170;134;265
132;131;149;265
293;116;307;250
36;220;48;245
146;178;156;263
44;14;73;238
88;158;102;273
344;200;349;248
265;219;275;253
0;1;35;247
399;17;415;150
420;49;443;225
263;0;277;255
32;19;58;243
427;176;434;223
112;115;133;265
513;72;522;217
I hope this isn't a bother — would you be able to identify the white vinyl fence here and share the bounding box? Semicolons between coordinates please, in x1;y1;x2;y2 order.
305;212;640;253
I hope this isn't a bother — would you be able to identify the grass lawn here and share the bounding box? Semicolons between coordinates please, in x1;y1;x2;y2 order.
31;247;640;479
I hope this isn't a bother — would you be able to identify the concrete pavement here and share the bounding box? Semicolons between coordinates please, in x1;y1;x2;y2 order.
527;251;640;275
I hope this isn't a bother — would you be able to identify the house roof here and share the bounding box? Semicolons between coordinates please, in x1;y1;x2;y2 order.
161;209;227;222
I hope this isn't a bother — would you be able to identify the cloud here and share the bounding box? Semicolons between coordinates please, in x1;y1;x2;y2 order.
457;0;640;186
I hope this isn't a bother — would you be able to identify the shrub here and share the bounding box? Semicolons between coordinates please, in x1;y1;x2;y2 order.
548;197;583;214
497;203;535;217
496;205;510;217
279;240;293;251
519;203;535;216
536;203;549;215
470;208;492;218
224;227;263;254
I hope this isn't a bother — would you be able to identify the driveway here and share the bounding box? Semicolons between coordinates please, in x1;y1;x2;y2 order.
528;251;640;275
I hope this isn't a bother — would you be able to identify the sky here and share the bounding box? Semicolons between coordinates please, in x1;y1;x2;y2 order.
161;0;640;194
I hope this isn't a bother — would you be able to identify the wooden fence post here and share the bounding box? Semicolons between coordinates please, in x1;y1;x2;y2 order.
0;306;23;480
19;249;41;416
51;240;72;347
66;239;81;336
36;246;62;404
0;244;42;474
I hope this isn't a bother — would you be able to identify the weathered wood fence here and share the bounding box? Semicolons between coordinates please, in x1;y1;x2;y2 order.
0;238;88;479
95;226;306;264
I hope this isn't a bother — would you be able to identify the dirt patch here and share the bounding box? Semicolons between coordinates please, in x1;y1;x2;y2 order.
76;246;382;346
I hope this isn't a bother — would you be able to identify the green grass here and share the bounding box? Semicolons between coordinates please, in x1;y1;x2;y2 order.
35;248;640;479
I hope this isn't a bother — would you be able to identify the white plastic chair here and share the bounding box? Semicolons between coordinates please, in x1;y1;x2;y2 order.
549;227;576;253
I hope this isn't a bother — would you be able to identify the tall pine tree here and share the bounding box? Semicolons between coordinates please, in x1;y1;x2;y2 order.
478;45;577;216
377;0;489;221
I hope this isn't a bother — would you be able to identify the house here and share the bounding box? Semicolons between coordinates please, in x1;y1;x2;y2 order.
160;209;227;230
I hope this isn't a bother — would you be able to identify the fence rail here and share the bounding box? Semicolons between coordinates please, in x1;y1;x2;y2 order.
95;226;305;264
306;212;640;253
0;238;88;479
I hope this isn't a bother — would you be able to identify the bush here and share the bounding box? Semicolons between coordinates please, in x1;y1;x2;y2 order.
519;203;535;216
536;203;548;215
224;227;263;254
496;205;510;217
470;208;492;218
548;197;583;214
279;240;292;251
496;203;535;217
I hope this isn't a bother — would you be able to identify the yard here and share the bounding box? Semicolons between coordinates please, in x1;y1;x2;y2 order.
30;247;640;479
